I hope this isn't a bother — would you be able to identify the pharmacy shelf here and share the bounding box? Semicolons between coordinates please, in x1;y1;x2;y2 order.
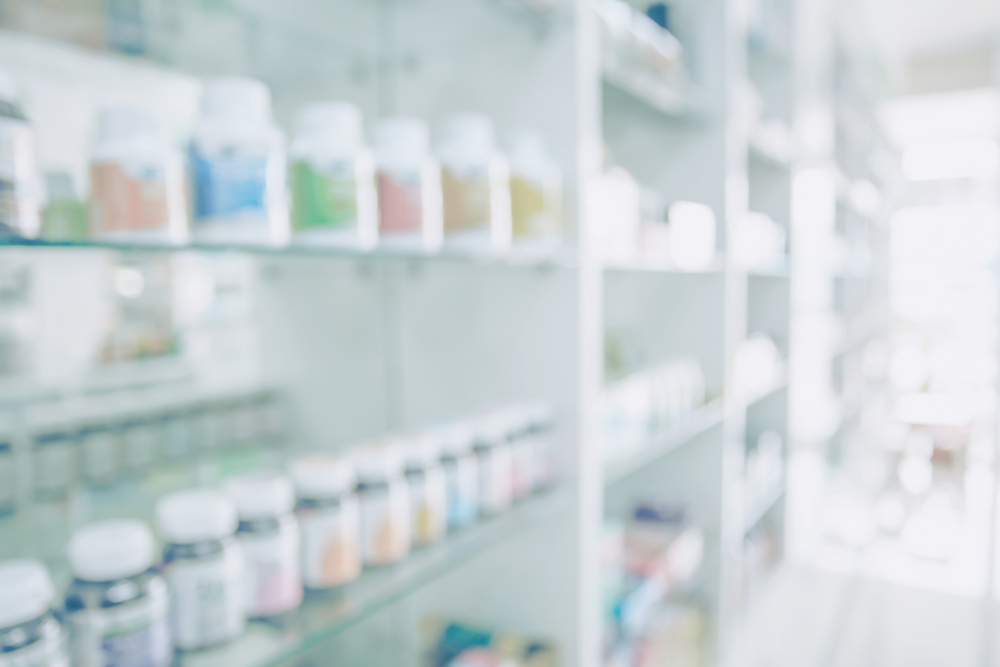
604;398;726;485
179;487;574;667
602;60;707;118
602;255;726;274
0;237;577;270
744;482;785;536
737;369;788;411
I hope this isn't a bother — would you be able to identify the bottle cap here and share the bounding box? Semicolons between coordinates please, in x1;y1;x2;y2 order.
439;114;495;154
352;443;405;484
0;559;54;628
373;116;430;163
225;471;295;519
156;489;238;544
289;454;356;499
201;77;272;126
96;106;159;146
68;519;155;582
295;101;363;149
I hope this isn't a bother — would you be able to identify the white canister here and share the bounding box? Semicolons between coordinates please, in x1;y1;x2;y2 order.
472;413;514;516
401;434;448;546
437;422;479;530
0;559;68;667
353;444;410;566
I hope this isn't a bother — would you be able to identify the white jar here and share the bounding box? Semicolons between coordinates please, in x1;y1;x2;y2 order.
289;102;377;249
437;422;479;530
401;434;448;546
0;559;67;667
353;444;410;566
437;114;511;251
156;489;245;650
373;116;443;251
0;70;43;239
89;106;187;244
225;472;303;617
190;77;289;246
508;131;562;246
289;454;362;589
472;413;514;516
65;520;171;667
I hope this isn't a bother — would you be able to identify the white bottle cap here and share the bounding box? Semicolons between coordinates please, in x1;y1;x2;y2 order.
373;116;430;163
156;489;238;544
352;443;405;484
0;70;19;104
288;454;356;499
0;559;54;629
68;519;155;582
201;77;272;126
295;101;363;149
439;113;496;155
225;471;295;519
96;106;159;145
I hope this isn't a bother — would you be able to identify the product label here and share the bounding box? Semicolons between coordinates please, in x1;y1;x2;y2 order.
445;457;478;529
239;522;302;617
290;160;357;230
409;469;447;546
510;176;560;239
377;171;422;233
298;498;362;588
359;483;410;566
70;586;171;667
89;162;170;234
191;147;268;220
164;547;245;650
441;167;490;233
0;635;69;667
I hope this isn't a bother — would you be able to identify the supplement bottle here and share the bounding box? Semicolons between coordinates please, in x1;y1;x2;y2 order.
437;422;479;530
472;413;514;516
0;559;68;667
402;434;448;546
289;454;362;589
64;520;171;667
156;489;245;650
88;106;187;244
353;444;410;566
508;131;562;246
190;77;288;246
0;70;42;239
225;472;303;617
289;102;377;248
437;114;511;251
373;116;443;251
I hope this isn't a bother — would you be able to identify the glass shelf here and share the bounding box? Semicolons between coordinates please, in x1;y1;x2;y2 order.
602;255;726;274
604;398;726;485
179;486;574;667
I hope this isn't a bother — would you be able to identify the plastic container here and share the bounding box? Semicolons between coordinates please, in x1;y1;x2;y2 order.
507;131;562;246
437;114;511;251
289;102;377;248
190;77;289;246
226;472;303;617
0;70;43;239
88;106;187;244
156;489;245;650
0;559;67;667
353;443;410;566
289;454;362;589
472;413;514;516
373;116;443;250
64;520;171;667
401;434;448;546
438;422;479;530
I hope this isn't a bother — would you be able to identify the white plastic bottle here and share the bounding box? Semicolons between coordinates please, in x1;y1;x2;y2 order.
189;77;288;246
373;116;443;251
508;130;562;247
89;106;187;244
437;114;511;252
0;70;43;239
289;102;377;248
0;559;68;667
353;443;411;566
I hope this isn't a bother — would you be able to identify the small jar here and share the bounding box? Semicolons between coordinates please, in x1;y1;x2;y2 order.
289;455;362;589
353;444;410;566
504;407;536;501
156;489;245;650
401;434;448;546
0;559;67;667
225;472;303;617
64;520;171;667
437;423;479;530
472;413;514;516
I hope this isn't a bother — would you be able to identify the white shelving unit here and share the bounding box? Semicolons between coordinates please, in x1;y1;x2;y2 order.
0;0;836;664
